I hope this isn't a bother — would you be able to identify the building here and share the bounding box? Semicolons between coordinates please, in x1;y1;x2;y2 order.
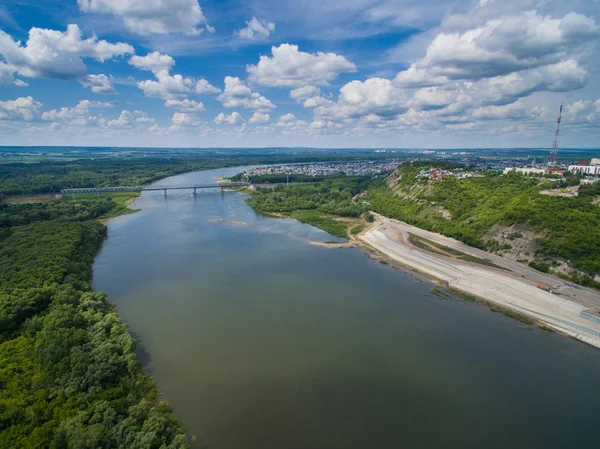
590;158;600;166
503;167;547;175
568;165;600;176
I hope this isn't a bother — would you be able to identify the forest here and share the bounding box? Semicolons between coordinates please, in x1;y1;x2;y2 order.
246;176;373;238
366;163;600;286
0;199;190;449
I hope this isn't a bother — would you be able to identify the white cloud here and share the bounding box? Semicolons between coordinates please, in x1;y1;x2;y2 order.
248;112;270;124
0;25;133;80
0;96;42;121
165;99;205;111
315;78;409;122
129;52;175;76
236;17;275;41
214;111;243;125
134;110;155;123
395;11;598;86
131;52;219;100
411;87;456;111
477;61;588;106
247;43;356;87
77;0;213;36
171;112;203;128
195;78;221;94
302;96;333;108
472;101;533;121
138;74;196;100
290;85;321;102
41;100;113;126
276;113;308;131
107;110;135;129
80;74;117;95
0;63;27;86
217;76;275;110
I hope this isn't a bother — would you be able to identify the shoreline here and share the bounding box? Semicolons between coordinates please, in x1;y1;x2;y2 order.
357;214;600;349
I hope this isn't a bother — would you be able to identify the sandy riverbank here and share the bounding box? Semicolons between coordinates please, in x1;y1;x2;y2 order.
359;214;600;348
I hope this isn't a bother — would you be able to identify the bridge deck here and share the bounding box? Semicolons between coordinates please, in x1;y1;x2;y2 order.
61;182;250;195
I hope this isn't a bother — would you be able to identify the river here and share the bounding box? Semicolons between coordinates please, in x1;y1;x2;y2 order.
93;167;600;449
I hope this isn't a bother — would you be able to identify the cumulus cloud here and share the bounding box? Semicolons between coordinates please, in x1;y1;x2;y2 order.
395;11;598;86
129;52;175;76
138;74;196;99
476;61;588;106
165;99;205;111
214;111;243;125
131;52;219;100
77;0;213;36
236;17;275;41
80;74;117;95
42;100;113;126
276;113;308;131
217;76;275;110
0;96;42;121
0;25;133;80
248;112;270;124
247;44;356;87
171;112;203;129
0;63;27;86
290;85;321;102
107;110;135;129
315;78;409;122
472;101;533;121
195;79;221;94
301;4;600;136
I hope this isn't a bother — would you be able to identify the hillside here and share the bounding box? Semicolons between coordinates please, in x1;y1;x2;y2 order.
366;163;600;288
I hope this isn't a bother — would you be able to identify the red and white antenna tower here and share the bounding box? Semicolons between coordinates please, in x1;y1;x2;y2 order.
549;103;563;166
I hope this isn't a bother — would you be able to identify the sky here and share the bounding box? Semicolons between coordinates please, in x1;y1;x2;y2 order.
0;0;599;148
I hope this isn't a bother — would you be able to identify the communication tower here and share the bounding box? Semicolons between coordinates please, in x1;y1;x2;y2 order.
548;103;563;166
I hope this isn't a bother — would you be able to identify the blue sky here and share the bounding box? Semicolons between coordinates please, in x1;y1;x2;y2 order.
0;0;599;148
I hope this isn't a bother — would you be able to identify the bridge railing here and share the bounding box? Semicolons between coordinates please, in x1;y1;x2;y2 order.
60;182;250;195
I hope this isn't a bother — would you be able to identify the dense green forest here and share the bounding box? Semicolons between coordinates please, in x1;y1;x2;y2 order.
0;200;190;448
366;163;600;285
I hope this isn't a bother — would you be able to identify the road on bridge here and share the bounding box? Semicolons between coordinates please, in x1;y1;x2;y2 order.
60;182;250;195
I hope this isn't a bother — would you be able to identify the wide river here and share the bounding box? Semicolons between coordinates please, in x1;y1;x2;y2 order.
94;167;600;449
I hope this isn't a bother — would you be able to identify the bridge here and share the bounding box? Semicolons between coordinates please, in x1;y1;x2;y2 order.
61;182;250;197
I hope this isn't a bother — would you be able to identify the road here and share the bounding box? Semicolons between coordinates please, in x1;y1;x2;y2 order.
359;214;600;348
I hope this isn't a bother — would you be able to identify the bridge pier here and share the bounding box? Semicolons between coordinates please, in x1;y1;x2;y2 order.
220;186;225;195
193;187;197;196
164;189;167;198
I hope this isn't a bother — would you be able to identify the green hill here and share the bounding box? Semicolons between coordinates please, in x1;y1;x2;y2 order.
366;163;600;287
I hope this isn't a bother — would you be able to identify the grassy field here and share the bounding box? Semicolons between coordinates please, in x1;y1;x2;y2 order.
289;210;352;238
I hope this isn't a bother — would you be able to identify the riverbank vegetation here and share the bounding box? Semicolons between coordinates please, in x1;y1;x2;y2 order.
0;201;190;448
246;176;373;238
367;163;600;287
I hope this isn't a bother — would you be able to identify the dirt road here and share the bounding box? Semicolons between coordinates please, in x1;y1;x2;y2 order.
359;214;600;348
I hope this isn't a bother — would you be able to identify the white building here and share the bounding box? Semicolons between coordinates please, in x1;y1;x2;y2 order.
569;165;600;176
590;158;600;166
503;167;547;175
